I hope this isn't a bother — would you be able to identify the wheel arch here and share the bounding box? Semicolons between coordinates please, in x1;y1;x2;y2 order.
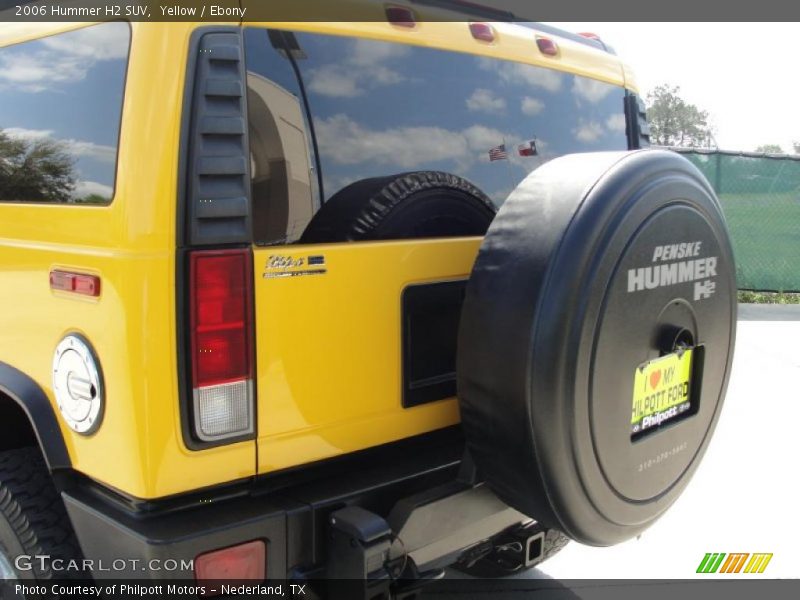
0;361;71;471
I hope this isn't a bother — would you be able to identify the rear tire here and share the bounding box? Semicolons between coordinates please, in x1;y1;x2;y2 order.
0;448;82;597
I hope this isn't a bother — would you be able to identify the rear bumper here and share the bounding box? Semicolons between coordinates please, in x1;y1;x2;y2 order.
62;429;527;585
63;484;290;580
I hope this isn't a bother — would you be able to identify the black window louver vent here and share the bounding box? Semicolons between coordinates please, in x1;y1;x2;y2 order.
625;92;650;149
185;31;251;246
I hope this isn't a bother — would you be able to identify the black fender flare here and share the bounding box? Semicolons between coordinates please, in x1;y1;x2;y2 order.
0;361;71;471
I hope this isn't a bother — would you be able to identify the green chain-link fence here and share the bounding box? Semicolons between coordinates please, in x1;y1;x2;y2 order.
670;148;800;291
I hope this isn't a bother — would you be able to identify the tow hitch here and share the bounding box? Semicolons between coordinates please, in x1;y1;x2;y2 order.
324;462;530;600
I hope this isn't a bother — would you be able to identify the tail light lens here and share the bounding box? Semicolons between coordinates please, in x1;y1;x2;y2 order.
189;249;254;442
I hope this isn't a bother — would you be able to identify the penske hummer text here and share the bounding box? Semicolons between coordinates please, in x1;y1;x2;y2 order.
627;241;718;300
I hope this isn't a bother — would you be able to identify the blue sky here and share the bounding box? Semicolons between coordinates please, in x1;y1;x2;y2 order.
0;22;128;199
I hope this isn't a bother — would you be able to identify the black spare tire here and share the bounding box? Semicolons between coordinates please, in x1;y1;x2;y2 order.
300;171;496;243
457;150;737;546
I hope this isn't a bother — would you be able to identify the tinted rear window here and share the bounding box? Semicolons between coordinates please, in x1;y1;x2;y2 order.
244;28;628;244
0;22;129;204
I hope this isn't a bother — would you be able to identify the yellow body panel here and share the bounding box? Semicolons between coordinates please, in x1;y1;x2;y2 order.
253;239;480;473
0;22;253;499
0;13;635;499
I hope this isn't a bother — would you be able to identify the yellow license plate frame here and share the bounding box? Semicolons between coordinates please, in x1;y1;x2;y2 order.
631;349;694;436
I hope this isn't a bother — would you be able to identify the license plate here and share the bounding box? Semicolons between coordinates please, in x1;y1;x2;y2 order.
631;349;693;436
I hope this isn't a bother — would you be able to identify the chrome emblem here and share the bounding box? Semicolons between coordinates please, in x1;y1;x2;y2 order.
263;254;327;279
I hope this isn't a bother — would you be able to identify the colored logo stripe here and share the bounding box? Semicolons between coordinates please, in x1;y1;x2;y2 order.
697;553;726;573
720;553;749;573
744;553;773;574
697;552;772;574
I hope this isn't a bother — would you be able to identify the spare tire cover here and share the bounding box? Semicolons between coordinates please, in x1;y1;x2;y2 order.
457;150;737;545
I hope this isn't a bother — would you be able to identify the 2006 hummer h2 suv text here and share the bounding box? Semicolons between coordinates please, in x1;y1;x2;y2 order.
0;3;736;598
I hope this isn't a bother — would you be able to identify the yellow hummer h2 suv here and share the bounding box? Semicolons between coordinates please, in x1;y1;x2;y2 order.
0;2;737;597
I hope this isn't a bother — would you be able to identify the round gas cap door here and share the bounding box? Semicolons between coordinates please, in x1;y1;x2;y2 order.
52;335;104;435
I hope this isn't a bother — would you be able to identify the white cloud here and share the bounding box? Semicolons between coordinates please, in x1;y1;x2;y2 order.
572;77;614;104
307;66;361;98
462;124;508;150
466;88;506;113
350;39;410;66
0;23;127;92
573;121;604;143
306;38;406;98
521;96;545;116
315;115;462;168
481;58;564;93
314;114;508;170
40;23;129;60
0;23;128;93
66;139;116;163
4;127;54;140
369;65;405;86
72;180;113;199
0;53;84;91
3;127;115;163
606;113;627;133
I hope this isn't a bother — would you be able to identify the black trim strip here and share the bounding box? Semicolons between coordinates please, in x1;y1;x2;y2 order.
176;26;258;451
0;361;71;471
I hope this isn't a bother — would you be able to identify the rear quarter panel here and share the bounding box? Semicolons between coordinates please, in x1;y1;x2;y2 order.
0;22;254;500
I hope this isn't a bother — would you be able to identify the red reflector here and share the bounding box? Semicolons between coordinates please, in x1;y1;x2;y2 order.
536;36;559;56
469;22;495;43
385;5;416;27
195;540;266;592
195;329;248;384
50;270;101;297
190;250;253;388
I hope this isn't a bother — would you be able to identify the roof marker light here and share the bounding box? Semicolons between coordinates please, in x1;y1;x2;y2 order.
386;5;417;27
469;22;495;43
536;36;559;57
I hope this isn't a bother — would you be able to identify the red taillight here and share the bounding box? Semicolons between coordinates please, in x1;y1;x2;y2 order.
578;32;602;42
189;249;254;441
385;5;416;27
50;270;101;297
195;540;266;593
536;36;559;56
190;250;252;388
469;22;495;43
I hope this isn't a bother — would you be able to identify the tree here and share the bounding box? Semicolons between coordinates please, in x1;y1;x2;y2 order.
76;193;109;204
645;85;711;148
793;141;800;155
0;129;75;202
755;144;783;154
